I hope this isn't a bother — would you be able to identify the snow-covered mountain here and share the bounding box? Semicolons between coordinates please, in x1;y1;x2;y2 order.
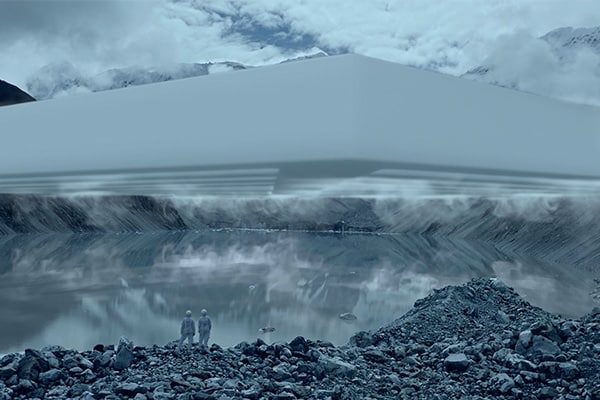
541;26;600;58
26;52;327;100
26;61;248;100
462;26;600;103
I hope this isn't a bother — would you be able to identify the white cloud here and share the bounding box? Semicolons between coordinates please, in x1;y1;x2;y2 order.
471;30;600;106
1;0;599;104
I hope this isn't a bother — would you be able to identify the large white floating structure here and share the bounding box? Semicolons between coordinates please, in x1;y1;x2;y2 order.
1;54;600;196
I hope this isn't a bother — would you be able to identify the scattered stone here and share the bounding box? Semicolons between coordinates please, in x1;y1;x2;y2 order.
0;278;599;399
444;353;470;372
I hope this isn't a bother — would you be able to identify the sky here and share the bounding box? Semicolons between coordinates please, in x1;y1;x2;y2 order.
1;0;599;103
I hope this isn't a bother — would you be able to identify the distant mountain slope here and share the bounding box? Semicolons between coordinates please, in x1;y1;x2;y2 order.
26;52;327;100
541;26;600;57
27;61;248;100
462;26;600;98
0;80;36;106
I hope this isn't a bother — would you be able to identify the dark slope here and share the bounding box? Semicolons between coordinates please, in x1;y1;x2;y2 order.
0;80;35;107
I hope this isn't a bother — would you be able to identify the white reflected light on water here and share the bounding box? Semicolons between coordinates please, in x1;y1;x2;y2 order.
0;231;597;354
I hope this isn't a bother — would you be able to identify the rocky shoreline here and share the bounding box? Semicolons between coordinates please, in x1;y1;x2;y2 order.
1;278;599;400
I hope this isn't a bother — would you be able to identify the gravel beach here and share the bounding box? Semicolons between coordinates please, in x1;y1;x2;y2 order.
1;278;599;399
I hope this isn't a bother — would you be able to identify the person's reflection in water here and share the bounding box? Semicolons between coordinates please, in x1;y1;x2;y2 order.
178;310;196;351
198;309;212;349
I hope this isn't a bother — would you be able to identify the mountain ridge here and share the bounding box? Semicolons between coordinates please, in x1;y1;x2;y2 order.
461;25;600;101
26;52;327;100
0;79;36;107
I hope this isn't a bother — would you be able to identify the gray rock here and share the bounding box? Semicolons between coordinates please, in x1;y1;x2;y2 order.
41;351;60;369
14;379;36;394
348;331;375;348
558;362;579;380
273;392;296;399
78;357;93;370
38;368;66;385
113;336;134;370
116;383;149;396
79;391;96;400
94;351;113;369
538;386;559;399
17;349;50;381
241;387;261;399
441;342;467;357
0;366;16;380
320;356;357;378
80;368;96;383
502;352;537;371
272;364;292;381
492;373;515;394
5;374;17;386
61;354;80;369
528;335;561;359
362;349;387;363
443;353;470;372
68;383;91;397
289;336;309;354
530;320;562;343
0;386;13;400
496;310;511;324
515;329;533;354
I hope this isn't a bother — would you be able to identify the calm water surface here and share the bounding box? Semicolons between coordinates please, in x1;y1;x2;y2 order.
0;231;596;354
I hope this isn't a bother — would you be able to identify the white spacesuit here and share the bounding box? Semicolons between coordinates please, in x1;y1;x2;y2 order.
197;309;212;348
178;310;196;350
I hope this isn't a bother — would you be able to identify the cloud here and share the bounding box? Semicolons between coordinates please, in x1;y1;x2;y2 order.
1;0;599;104
471;30;600;106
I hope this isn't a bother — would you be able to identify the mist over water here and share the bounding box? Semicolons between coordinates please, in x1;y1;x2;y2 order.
0;229;596;354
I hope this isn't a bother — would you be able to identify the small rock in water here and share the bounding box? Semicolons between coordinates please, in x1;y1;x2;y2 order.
259;327;275;333
339;312;357;321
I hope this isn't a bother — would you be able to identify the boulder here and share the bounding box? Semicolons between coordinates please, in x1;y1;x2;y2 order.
0;366;16;380
38;368;66;386
444;353;470;372
17;349;50;381
289;336;309;354
528;335;560;360
320;357;357;378
492;373;515;394
113;337;134;370
115;383;148;396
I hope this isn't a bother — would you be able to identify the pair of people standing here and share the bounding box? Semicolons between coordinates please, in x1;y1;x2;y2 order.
178;309;212;350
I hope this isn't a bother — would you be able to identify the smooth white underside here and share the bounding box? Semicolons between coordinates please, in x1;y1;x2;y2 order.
1;54;599;195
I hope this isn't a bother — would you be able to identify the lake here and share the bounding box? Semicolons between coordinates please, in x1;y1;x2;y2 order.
0;230;596;354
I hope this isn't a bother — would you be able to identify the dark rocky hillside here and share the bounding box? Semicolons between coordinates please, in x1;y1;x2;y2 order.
0;80;35;107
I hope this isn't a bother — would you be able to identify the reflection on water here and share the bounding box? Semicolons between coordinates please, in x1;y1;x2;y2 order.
0;231;596;354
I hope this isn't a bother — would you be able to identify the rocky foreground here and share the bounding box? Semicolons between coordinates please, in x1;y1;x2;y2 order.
1;278;600;400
